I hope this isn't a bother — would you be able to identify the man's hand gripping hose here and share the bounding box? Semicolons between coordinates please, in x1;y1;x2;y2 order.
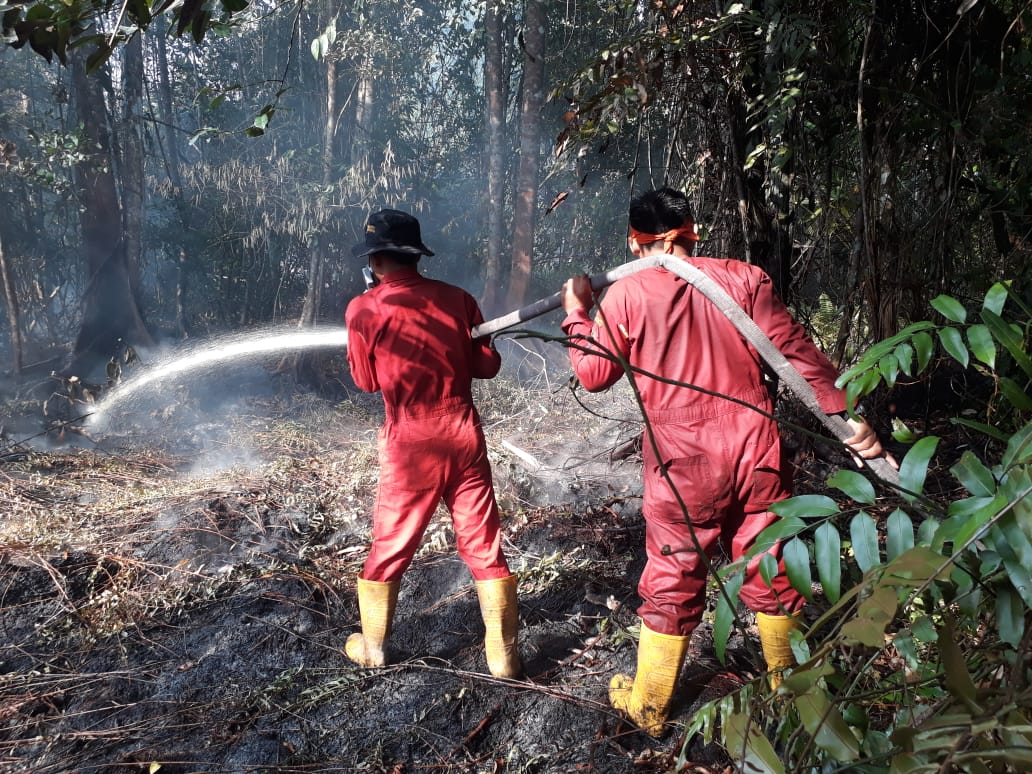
472;256;900;488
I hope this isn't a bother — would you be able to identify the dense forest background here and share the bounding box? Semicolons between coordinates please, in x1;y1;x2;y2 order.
2;1;1032;772
1;0;1027;381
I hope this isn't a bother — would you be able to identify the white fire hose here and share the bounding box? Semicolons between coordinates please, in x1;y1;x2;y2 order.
473;255;900;487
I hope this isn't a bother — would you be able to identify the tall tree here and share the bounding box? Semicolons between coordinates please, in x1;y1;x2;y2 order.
67;51;153;378
506;0;545;309
481;0;508;314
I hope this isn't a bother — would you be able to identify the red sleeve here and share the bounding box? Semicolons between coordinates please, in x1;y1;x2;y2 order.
561;302;627;393
750;273;847;414
468;296;502;379
345;301;380;393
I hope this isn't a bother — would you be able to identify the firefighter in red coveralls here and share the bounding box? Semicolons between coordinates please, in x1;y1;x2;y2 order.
344;209;521;679
561;188;893;736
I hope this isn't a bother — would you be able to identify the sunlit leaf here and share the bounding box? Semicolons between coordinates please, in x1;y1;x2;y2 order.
850;511;880;574
828;469;876;504
982;281;1009;315
950;451;997;497
783;537;812;601
793;689;860;761
758;553;778;588
746;516;807;558
886;509;914;561
899;436;939;503
770;494;840;519
894;342;914;376
723;712;785;774
938;327;969;368
931;294;967;323
913;331;935;372
815;522;841;603
966;324;995;368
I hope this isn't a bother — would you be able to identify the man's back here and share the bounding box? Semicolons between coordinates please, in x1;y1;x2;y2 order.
345;267;500;415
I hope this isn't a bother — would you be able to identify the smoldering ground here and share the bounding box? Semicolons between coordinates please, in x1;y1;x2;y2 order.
0;337;754;773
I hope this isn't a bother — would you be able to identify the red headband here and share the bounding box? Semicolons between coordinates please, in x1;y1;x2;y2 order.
629;222;700;252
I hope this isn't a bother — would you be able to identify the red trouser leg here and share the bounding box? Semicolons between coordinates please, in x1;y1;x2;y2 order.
636;411;804;636
363;408;508;583
444;428;510;581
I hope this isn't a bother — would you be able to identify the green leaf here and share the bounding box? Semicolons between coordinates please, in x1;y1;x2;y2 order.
850;511;880;574
783;537;813;601
723;712;785;774
931;294;967;323
886;509;914;561
894;342;914;377
913;331;935;372
981;308;1032;378
996;586;1024;648
828;469;876;504
966;324;996;368
992;513;1032;609
999;377;1032;411
771;494;840;519
939;615;980;711
982;281;1009;315
899;436;939;503
950;417;1010;442
713;569;744;664
892;419;920;444
815;522;842;603
950;451;997;497
759;553;778;588
793;689;861;761
938;327;970;368
879;353;901;386
747;516;807;558
1003;420;1032;470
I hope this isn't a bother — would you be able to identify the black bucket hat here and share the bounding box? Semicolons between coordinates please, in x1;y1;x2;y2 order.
351;209;435;258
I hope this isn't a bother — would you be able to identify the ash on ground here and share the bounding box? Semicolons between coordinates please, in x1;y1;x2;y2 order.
1;346;764;774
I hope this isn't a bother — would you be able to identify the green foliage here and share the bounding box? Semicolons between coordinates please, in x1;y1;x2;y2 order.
685;281;1032;771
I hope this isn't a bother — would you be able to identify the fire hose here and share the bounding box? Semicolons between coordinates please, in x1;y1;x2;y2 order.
472;255;900;487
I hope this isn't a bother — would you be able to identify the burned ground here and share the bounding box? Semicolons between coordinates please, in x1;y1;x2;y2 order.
0;342;853;774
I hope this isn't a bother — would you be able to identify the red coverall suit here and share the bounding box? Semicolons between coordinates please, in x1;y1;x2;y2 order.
345;266;511;583
562;257;848;637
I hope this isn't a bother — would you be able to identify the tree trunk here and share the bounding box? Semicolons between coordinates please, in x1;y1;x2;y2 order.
154;33;195;338
122;35;146;304
0;229;22;377
505;0;545;309
481;0;507;315
67;52;153;379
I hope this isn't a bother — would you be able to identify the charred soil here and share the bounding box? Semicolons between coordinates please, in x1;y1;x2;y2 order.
0;346;905;774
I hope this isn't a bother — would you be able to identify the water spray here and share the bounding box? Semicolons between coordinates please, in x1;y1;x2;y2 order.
91;326;348;426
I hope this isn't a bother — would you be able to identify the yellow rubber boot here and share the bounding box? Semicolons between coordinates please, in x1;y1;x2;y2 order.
345;578;399;667
475;575;523;678
609;622;690;737
757;612;800;690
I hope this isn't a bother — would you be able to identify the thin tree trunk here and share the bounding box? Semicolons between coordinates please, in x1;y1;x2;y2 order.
481;0;506;314
123;35;145;304
0;230;22;377
506;0;545;309
154;33;192;338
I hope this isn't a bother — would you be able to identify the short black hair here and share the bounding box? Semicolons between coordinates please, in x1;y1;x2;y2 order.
629;187;693;234
372;250;420;266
